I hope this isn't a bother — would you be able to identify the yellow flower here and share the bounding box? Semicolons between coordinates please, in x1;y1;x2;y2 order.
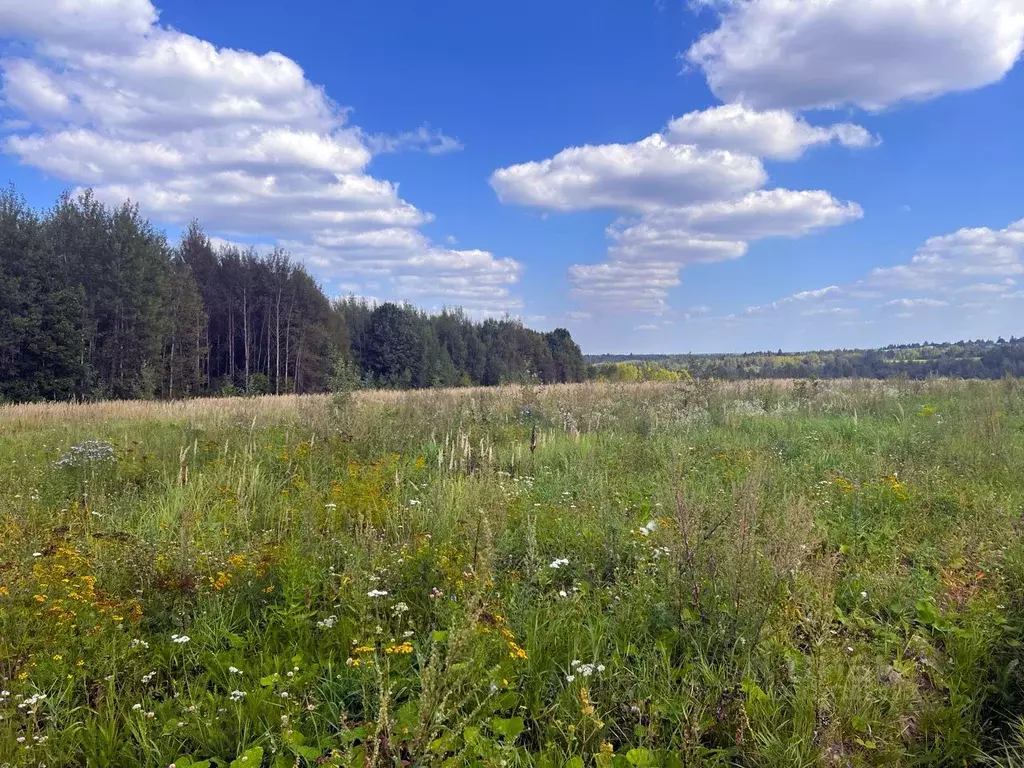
353;645;375;654
33;594;47;603
507;641;528;660
0;585;8;596
17;672;29;680
600;742;614;756
52;654;63;661
385;642;414;655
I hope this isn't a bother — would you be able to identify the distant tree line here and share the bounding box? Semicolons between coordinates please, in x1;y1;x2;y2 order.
0;187;586;403
589;338;1024;381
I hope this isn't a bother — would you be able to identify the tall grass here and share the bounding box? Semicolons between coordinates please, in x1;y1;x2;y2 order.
1;379;1022;766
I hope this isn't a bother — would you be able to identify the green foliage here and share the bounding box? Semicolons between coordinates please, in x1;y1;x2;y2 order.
3;374;1023;766
0;187;587;405
590;338;1024;381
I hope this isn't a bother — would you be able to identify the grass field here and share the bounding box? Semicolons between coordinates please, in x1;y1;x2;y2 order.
2;379;1024;767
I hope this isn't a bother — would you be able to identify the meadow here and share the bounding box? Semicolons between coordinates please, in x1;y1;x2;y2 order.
2;379;1024;767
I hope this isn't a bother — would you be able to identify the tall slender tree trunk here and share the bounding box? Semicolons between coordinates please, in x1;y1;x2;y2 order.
242;286;250;393
275;286;282;395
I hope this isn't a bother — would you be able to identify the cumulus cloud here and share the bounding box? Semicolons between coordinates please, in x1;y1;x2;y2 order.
686;0;1024;111
0;0;518;311
730;219;1024;340
490;134;766;212
666;104;877;159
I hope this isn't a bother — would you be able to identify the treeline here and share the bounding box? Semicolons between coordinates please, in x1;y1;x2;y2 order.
0;187;586;403
589;338;1024;380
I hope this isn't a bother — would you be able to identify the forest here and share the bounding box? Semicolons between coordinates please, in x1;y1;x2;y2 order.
590;337;1024;381
0;187;587;403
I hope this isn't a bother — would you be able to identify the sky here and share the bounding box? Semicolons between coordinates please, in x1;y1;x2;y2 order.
1;0;1023;354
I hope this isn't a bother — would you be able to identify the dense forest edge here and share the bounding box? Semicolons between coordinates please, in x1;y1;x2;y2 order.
0;187;588;403
3;186;1023;405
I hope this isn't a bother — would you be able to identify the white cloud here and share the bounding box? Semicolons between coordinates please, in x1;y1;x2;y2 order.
686;0;1024;111
884;297;949;308
364;125;464;155
490;134;765;212
0;0;517;312
721;219;1024;343
666;104;877;160
568;261;681;314
629;189;862;243
634;323;659;331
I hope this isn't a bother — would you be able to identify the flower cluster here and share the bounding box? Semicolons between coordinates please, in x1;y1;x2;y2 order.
55;440;116;468
549;558;569;569
565;659;605;682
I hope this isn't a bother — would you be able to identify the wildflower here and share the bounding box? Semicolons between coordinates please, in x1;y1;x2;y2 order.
429;587;443;599
142;671;157;684
279;692;289;698
52;654;62;661
860;591;868;599
367;589;388;598
566;674;576;682
171;634;191;644
228;666;243;675
402;630;414;638
132;703;142;711
230;690;246;702
392;601;409;616
131;638;149;650
353;645;374;654
559;590;567;597
32;552;42;558
507;641;528;660
549;558;569;569
325;502;337;510
346;657;360;667
317;615;338;629
17;737;25;743
385;641;414;655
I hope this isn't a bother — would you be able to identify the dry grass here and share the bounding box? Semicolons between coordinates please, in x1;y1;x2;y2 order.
0;377;928;430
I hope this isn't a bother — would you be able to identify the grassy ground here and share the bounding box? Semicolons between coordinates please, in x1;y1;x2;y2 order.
2;379;1024;767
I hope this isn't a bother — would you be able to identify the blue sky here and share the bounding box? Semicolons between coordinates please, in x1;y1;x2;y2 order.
1;0;1023;353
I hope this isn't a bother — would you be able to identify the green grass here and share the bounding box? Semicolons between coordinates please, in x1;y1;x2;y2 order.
2;379;1024;767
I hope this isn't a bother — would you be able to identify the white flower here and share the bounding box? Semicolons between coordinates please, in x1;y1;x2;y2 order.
130;638;149;649
402;630;414;638
860;591;868;599
280;692;289;698
597;664;605;672
317;615;338;629
367;589;389;598
549;558;569;569
325;503;337;510
32;552;42;557
392;602;409;616
565;674;575;682
132;703;142;711
558;590;567;597
229;690;246;702
171;634;191;644
228;666;242;675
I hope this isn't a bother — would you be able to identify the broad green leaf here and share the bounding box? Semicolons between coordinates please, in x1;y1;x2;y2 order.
490;716;524;741
230;746;263;768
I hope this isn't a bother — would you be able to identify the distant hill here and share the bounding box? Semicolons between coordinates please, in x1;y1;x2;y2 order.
586;338;1024;380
